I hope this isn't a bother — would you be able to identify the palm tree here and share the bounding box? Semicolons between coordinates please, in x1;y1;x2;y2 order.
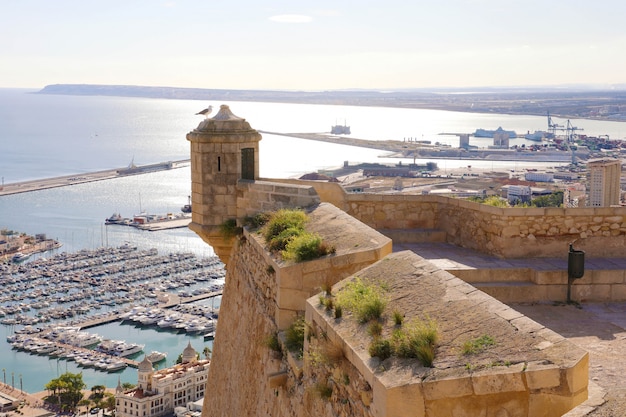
78;399;91;416
202;346;211;359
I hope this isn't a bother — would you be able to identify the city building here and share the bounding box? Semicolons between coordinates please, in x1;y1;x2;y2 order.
524;172;554;182
587;158;622;207
115;342;210;417
506;185;532;204
0;392;19;412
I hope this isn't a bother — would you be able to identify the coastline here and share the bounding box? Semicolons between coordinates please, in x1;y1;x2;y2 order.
36;84;626;123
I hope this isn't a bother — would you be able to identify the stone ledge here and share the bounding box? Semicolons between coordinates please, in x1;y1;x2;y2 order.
244;202;392;330
306;250;588;417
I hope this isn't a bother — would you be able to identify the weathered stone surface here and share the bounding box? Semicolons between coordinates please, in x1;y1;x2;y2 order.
304;251;588;417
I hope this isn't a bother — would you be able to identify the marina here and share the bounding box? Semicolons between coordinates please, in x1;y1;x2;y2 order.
0;243;224;388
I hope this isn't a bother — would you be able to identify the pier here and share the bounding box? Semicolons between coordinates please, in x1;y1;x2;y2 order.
259;131;588;163
10;290;223;369
76;290;223;330
0;159;190;197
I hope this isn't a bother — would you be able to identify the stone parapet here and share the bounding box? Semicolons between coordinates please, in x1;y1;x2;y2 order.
236;180;321;219
244;202;392;329
273;181;626;258
304;251;588;417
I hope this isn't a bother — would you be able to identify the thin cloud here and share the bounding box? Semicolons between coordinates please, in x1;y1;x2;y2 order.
269;14;313;23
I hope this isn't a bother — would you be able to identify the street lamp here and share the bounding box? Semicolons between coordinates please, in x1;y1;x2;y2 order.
11;372;14;390
19;374;22;393
2;368;5;385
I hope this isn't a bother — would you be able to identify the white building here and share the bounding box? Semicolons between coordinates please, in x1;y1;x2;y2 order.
507;185;532;205
524;172;554;182
0;392;19;412
115;342;210;417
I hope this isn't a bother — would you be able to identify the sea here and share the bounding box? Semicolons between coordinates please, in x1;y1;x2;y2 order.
1;88;626;393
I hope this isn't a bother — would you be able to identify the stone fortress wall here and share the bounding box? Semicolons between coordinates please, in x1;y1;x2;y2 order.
189;105;593;417
269;178;626;260
263;178;626;303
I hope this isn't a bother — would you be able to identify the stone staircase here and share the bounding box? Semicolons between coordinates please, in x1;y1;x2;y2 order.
379;228;446;244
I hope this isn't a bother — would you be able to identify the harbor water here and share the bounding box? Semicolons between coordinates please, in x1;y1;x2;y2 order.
1;88;626;393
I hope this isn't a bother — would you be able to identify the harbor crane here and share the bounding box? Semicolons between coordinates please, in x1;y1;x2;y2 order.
565;119;583;144
546;111;583;164
547;111;583;143
547;111;564;137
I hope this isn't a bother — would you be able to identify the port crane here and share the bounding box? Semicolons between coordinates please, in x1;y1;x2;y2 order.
565;119;583;143
546;111;583;143
564;120;583;165
546;111;583;164
547;111;564;137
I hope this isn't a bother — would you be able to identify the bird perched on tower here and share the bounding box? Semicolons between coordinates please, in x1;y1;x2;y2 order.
196;105;213;119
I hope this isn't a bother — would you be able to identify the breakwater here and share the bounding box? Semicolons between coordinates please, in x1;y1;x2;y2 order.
0;159;190;197
259;131;586;162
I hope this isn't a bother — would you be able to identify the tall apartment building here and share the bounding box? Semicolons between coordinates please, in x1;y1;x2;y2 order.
587;158;622;207
115;342;210;417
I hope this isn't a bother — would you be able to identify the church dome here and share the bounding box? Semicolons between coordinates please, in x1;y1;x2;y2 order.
182;341;197;363
138;356;154;372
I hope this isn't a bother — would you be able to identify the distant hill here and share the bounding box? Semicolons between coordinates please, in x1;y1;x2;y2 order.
38;83;426;105
38;84;626;121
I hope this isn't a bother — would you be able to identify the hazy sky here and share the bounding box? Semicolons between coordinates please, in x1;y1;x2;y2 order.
2;0;625;90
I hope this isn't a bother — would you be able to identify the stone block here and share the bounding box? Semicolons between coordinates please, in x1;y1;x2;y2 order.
529;390;587;417
610;284;626;301
564;352;589;394
510;316;545;333
276;287;311;311
590;269;625;284
422;375;473;400
534;271;566;286
471;364;526;395
572;284;611;302
478;283;546;304
276;267;303;290
351;249;379;265
385;383;425;417
525;362;561;389
302;270;335;294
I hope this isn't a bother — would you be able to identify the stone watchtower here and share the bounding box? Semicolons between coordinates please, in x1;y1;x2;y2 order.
186;105;261;263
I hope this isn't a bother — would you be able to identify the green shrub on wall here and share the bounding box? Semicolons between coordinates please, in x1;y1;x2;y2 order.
249;208;336;262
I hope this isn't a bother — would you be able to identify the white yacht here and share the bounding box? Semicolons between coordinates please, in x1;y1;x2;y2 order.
146;351;167;363
114;342;145;357
106;360;127;372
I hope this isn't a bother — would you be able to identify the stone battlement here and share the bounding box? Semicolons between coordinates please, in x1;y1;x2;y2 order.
189;106;591;417
270;178;626;259
306;251;588;417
